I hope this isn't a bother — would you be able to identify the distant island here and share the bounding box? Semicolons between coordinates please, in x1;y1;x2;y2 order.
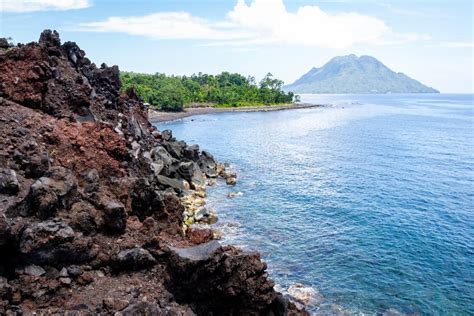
284;54;439;94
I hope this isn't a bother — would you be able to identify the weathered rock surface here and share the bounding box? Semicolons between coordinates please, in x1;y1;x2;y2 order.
0;30;307;315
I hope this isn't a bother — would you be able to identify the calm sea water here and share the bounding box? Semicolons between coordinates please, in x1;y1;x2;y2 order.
157;94;474;315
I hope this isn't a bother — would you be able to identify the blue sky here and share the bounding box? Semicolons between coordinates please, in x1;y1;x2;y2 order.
1;0;473;92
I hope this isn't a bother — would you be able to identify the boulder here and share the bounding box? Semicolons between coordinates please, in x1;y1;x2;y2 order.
0;169;19;195
183;144;200;161
187;227;214;245
198;151;218;178
19;219;92;264
130;178;163;220
167;242;289;315
148;146;174;175
24;166;77;218
156;175;189;191
116;248;156;270
163;140;186;159
178;161;205;189
194;207;218;225
287;283;324;308
102;201;127;234
161;129;173;141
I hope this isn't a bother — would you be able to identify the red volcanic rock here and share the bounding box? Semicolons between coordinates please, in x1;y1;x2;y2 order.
0;30;307;315
187;227;214;244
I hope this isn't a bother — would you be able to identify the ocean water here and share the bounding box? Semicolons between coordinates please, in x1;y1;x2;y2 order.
156;94;474;315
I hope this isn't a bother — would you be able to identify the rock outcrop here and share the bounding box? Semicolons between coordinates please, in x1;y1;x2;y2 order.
0;31;307;315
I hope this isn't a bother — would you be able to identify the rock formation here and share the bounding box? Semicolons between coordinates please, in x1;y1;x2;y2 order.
0;30;307;315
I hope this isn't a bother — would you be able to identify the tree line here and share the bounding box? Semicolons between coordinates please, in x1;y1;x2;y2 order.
120;71;297;111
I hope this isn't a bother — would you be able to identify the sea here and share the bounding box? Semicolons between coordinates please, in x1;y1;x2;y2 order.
155;94;474;315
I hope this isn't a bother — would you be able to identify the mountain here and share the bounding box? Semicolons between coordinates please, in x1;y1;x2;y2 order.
284;54;439;94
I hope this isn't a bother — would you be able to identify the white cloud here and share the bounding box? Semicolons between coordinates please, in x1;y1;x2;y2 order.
75;0;427;49
1;0;91;13
77;12;252;40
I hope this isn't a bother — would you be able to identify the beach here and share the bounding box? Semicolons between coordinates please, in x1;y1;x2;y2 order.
148;103;324;122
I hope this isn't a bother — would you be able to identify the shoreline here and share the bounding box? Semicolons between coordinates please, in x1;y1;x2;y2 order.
148;103;324;123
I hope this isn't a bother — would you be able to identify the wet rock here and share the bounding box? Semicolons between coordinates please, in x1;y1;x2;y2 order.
226;177;237;186
24;166;77;218
0;169;19;195
227;192;243;198
194;207;218;225
116;247;156;270
287;283;324;308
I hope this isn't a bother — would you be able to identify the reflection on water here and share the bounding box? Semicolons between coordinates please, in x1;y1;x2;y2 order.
158;94;474;315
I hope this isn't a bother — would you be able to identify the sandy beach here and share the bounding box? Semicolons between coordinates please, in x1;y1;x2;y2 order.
148;103;323;123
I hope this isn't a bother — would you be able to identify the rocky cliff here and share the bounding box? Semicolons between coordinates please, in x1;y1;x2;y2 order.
0;30;307;315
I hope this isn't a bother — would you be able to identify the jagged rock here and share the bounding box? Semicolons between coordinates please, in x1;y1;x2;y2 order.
23;264;46;276
168;242;294;315
194;207;218;225
102;201;127;234
0;277;12;300
18;219;93;265
178;161;205;189
156;175;189;191
161;129;173;141
24;166;77;218
116;248;156;270
183;144;200;161
81;169;99;193
0;30;308;315
163;140;186;159
130;178;163;220
198;151;218;177
149;146;175;175
0;169;19;195
187;227;213;244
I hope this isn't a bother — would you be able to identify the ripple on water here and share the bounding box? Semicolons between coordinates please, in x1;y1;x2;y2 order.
159;94;474;315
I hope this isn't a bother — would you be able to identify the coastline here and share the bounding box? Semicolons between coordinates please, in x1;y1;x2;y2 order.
149;103;324;123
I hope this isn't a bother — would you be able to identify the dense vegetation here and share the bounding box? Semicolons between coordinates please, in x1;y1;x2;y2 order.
121;71;296;111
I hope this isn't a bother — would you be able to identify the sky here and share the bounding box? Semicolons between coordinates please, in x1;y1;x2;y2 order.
1;0;473;93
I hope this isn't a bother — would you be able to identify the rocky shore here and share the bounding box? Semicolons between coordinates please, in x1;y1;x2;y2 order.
0;30;308;315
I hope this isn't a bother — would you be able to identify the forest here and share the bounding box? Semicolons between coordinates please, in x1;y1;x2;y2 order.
120;71;297;111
